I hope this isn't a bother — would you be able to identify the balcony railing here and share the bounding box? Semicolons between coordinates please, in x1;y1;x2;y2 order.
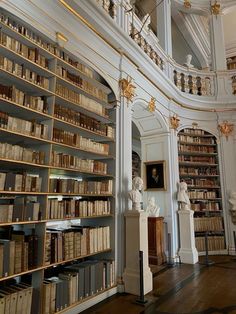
95;0;236;99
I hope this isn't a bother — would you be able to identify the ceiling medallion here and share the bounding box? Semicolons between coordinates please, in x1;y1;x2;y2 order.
119;76;136;104
170;114;180;130
183;0;191;9
211;1;220;15
147;97;156;113
218;121;234;140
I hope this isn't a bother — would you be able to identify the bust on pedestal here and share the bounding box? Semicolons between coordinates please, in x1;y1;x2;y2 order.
177;181;198;264
123;177;153;295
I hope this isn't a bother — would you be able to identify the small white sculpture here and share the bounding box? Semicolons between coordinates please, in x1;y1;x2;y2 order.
229;191;236;224
128;176;143;211
183;54;194;68
177;181;191;210
146;197;160;217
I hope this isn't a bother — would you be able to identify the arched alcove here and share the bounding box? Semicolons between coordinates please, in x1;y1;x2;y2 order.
177;127;226;255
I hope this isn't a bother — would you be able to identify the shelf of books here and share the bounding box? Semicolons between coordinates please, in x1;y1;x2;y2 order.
0;7;116;314
178;128;226;256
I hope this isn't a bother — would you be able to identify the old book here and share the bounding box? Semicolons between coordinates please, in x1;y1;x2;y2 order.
0;172;6;190
0;244;3;277
42;281;51;314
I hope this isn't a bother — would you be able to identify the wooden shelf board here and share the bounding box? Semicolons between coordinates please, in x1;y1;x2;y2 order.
189;198;222;201
0;127;51;144
57;285;117;314
0;265;44;282
44;248;112;269
180;174;219;178
46;215;112;221
178;141;216;147
48;193;114;197
188;186;221;189
178;151;217;156
178;132;216;138
0;220;47;226
179;162;218;166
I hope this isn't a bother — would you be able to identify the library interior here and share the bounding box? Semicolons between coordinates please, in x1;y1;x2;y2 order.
0;0;236;313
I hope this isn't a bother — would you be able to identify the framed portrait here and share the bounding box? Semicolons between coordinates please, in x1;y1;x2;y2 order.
144;160;166;191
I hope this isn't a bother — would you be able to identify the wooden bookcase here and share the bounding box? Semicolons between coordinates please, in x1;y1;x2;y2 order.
0;8;116;314
178;128;226;255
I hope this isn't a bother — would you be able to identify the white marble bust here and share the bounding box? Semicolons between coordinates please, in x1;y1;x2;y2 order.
128;176;143;211
177;181;191;210
146;197;160;217
229;191;236;210
183;54;194;68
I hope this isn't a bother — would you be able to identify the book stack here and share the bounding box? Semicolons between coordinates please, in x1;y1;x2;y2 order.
0;197;40;222
0;11;95;79
56;83;108;118
54;104;114;138
52;128;109;154
0;30;49;69
178;144;215;153
179;155;216;164
0;142;45;164
178;134;215;145
50;151;107;174
194;217;223;232
179;166;218;176
42;259;115;313
49;178;113;195
191;202;220;211
183;178;218;187
45;226;110;264
188;190;217;200
56;65;107;102
0;54;50;89
0;83;48;113
0;172;42;192
48;198;111;219
0;282;33;314
195;236;225;252
0;110;49;139
0;230;38;277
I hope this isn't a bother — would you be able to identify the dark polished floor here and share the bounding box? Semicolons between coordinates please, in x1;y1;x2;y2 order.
81;256;236;314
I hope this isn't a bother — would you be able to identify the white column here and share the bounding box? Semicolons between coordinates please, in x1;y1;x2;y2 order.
116;96;132;289
156;0;172;57
123;210;153;295
178;209;198;264
209;14;226;71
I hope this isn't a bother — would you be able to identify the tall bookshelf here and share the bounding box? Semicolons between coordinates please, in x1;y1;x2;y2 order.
0;7;116;314
178;128;226;255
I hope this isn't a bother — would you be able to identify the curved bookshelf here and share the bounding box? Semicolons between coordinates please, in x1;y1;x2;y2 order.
178;127;225;255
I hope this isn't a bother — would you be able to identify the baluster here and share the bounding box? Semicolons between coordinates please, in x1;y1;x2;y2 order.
201;77;207;96
205;77;211;96
176;72;182;90
184;75;190;93
192;76;198;95
103;0;111;13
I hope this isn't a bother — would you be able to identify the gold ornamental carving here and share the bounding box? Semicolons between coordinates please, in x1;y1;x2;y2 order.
119;76;136;104
218;121;234;140
183;0;191;9
170;114;180;130
211;1;220;15
147;97;156;113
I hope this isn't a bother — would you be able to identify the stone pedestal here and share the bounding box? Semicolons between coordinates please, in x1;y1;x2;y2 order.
123;210;153;295
178;209;198;264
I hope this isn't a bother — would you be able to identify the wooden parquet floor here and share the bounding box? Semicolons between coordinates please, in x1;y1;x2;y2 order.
81;256;236;314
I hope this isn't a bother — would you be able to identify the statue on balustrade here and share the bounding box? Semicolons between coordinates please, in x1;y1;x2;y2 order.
146;196;160;217
177;181;191;210
128;176;143;211
183;54;194;69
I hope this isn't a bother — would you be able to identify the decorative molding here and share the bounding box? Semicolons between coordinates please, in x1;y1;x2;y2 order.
119;76;136;104
211;1;221;15
218;121;234;140
183;0;191;9
170;114;180;130
147;97;156;113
